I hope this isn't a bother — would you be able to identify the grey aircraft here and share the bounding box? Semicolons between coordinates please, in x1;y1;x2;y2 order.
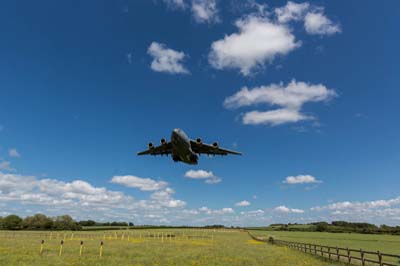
137;128;241;165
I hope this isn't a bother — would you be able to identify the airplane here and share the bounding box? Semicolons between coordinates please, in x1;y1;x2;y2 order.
137;128;241;165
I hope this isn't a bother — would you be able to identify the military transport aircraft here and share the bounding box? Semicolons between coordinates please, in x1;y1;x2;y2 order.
137;128;241;165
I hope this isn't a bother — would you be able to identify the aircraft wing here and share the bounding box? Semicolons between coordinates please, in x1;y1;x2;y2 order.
190;140;242;156
137;142;172;156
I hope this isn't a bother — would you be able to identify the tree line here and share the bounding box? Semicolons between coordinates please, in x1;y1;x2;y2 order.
0;214;135;231
268;221;400;235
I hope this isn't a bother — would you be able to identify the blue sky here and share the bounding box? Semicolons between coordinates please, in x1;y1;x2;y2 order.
0;0;399;226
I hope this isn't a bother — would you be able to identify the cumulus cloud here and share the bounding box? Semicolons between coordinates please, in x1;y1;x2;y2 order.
275;1;310;23
275;205;304;214
0;172;188;224
283;174;321;184
304;11;341;35
235;200;251;207
110;175;168;191
224;80;336;126
148;42;190;74
150;188;186;208
311;197;400;212
0;172;132;207
198;206;234;214
240;209;264;216
8;148;20;158
274;2;340;36
184;170;221;184
310;197;400;225
0;161;14;172
191;0;219;23
209;15;300;76
243;109;312;126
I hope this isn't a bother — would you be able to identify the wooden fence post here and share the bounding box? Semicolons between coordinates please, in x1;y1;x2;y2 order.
347;248;351;264
360;249;365;266
328;247;331;260
59;240;64;256
99;241;103;257
40;240;44;255
80;241;83;256
336;247;339;260
377;251;383;266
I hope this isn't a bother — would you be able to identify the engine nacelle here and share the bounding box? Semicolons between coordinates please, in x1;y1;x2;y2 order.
160;138;167;145
148;142;154;149
212;142;219;148
196;138;202;144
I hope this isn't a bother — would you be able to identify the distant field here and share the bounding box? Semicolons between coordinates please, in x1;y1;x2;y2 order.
249;230;400;265
0;229;343;266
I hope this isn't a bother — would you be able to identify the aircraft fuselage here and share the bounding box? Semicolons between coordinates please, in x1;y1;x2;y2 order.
171;128;198;164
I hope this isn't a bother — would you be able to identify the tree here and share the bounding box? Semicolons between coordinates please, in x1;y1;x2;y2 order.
315;222;329;232
79;220;96;226
2;215;23;230
23;214;53;230
53;215;81;230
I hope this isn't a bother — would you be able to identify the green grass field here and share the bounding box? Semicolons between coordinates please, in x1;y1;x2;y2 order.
249;230;400;265
0;229;344;266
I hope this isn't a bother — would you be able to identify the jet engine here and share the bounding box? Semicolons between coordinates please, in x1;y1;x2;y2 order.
148;142;154;149
212;142;219;148
196;138;202;144
160;138;167;145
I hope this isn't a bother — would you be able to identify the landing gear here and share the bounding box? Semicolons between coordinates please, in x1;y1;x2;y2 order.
172;155;180;162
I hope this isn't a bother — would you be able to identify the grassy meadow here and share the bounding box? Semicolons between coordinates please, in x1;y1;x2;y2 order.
249;230;400;265
0;229;345;266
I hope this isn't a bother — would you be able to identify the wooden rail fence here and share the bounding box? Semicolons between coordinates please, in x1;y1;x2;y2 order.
247;232;400;266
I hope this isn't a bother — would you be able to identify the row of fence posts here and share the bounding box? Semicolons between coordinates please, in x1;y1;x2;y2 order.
39;240;104;257
33;231;214;242
268;237;400;266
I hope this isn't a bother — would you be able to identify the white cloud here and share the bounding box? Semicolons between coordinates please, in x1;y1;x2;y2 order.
209;15;300;76
235;200;251;207
0;172;188;223
147;42;190;74
162;0;186;9
0;172;133;207
243;108;311;126
275;205;304;214
283;174;321;184
274;2;340;36
310;197;400;225
8;148;20;158
240;209;264;216
304;11;341;35
110;175;168;191
191;0;219;24
198;206;234;214
311;197;400;212
0;161;14;172
150;188;186;208
224;80;336;109
224;80;336;126
275;1;310;23
184;170;221;184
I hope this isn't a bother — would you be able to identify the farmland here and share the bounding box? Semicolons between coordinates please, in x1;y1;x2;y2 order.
0;229;344;266
249;230;400;265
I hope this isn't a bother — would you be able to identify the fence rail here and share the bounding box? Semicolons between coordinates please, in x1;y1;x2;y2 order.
247;231;400;266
